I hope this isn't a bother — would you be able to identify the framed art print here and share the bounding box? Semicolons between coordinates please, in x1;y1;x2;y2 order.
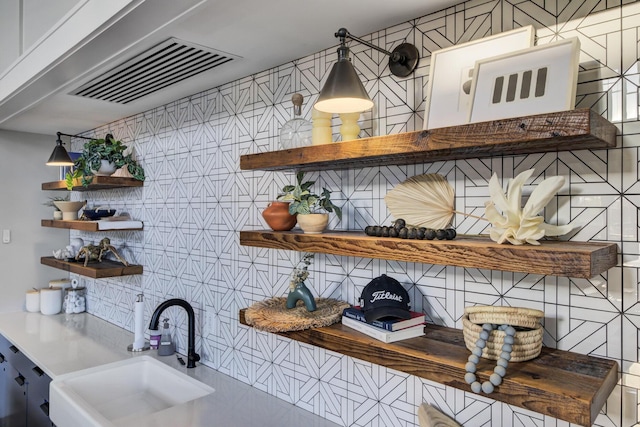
468;37;581;123
422;26;535;130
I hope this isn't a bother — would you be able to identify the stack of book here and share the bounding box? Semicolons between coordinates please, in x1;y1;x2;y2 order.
341;306;426;343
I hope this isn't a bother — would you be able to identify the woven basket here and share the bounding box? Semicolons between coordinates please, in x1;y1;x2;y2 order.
462;306;544;362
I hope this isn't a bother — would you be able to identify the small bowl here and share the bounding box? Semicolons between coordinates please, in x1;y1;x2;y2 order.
83;208;116;220
53;201;86;220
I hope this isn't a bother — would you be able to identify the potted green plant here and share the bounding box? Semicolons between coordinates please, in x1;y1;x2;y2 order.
278;171;342;234
66;134;145;189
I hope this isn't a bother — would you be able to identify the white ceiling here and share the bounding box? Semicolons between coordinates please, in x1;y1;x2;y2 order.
0;0;462;135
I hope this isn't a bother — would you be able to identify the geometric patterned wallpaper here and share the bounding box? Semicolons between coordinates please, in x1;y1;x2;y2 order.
68;0;640;425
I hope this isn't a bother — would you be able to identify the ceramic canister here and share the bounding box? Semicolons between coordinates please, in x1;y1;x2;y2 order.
25;289;40;313
40;287;62;315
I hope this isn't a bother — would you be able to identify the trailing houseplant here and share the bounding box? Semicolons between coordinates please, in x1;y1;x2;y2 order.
65;134;145;189
278;171;342;233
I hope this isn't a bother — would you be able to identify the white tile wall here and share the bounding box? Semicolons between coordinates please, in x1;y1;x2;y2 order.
69;0;640;425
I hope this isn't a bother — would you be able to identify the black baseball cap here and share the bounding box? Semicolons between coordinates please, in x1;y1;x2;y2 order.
360;274;411;322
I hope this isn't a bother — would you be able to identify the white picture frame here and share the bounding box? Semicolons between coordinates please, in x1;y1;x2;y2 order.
423;26;535;130
468;37;581;123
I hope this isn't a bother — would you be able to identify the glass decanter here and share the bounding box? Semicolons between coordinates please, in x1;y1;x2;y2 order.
280;93;312;149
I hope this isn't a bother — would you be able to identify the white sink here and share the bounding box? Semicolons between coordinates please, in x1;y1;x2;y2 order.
50;356;214;427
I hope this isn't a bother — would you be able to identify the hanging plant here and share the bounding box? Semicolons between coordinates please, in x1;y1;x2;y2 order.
66;134;145;189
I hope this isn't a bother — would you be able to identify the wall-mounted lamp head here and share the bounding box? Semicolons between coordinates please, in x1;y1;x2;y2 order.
46;132;93;166
46;132;73;166
315;28;419;114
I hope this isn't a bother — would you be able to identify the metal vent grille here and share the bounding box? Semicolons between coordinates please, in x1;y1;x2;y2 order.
71;38;237;104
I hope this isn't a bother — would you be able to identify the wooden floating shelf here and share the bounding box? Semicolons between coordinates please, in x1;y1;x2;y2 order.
240;109;617;171
41;219;143;232
239;309;617;426
40;257;143;279
41;176;143;191
240;230;618;279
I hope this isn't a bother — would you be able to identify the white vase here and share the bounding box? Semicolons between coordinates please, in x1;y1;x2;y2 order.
297;213;329;234
92;160;117;176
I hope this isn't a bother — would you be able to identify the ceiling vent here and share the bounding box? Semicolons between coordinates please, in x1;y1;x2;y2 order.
70;38;238;104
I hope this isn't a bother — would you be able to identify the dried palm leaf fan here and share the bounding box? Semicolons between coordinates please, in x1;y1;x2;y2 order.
384;174;455;229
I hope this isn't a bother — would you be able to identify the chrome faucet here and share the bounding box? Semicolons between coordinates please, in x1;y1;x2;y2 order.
149;298;200;368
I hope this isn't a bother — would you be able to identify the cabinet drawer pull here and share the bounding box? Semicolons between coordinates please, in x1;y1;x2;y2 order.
32;366;44;377
0;352;4;363
14;374;24;386
40;401;49;416
9;345;18;354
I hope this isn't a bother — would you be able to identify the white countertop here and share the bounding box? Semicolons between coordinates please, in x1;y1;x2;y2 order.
0;311;339;427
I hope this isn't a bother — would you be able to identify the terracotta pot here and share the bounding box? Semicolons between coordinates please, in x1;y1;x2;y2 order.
262;201;297;231
297;213;329;234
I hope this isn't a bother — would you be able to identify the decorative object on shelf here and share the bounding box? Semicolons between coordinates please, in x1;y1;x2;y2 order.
384;174;455;229
315;27;418;114
278;171;342;233
66;134;145;189
52;200;86;220
43;195;69;219
52;246;74;260
423;26;534;130
59;152;81;181
462;306;544;394
296;213;329;234
311;108;332;145
75;237;130;267
417;403;461;427
69;237;84;255
339;112;361;141
46;132;93;166
364;218;456;240
245;297;350;332
280;93;312;149
469;37;581;124
286;252;316;311
359;274;411;322
485;168;579;245
93;160;117;176
81;207;116;220
262;201;297;231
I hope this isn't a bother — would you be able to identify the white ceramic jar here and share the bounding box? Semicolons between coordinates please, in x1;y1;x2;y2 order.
40;287;62;315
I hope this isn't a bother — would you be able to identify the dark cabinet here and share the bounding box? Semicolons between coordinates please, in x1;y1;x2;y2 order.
0;335;52;427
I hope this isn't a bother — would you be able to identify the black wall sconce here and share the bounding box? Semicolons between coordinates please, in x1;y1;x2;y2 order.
46;132;93;166
314;28;419;114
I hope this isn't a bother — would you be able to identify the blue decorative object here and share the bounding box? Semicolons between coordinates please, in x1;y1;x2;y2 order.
286;281;317;311
285;253;317;312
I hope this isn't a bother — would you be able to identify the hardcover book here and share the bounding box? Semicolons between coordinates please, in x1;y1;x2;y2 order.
342;306;426;331
341;315;425;343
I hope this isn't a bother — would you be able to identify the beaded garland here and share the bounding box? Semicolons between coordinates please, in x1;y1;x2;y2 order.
464;323;516;394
